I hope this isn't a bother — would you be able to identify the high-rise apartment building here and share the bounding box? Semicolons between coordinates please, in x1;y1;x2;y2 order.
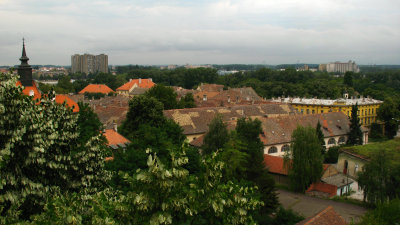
319;61;360;73
71;53;108;74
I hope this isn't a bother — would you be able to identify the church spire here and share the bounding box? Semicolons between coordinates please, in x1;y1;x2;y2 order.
19;38;29;65
18;38;33;86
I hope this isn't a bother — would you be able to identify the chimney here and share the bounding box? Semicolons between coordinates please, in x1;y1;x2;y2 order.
129;78;132;82
228;95;231;103
139;78;142;84
113;121;117;132
203;94;207;101
149;78;152;82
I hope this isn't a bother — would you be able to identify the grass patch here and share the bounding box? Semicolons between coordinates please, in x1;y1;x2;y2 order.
341;138;400;165
331;195;367;207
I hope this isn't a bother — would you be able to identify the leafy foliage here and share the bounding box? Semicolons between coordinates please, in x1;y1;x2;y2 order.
0;73;109;220
285;126;323;193
144;84;179;110
202;115;230;155
347;104;363;145
358;199;400;225
316;121;326;155
377;97;400;139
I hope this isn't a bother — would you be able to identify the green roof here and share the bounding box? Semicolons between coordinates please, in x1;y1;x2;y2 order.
342;138;400;165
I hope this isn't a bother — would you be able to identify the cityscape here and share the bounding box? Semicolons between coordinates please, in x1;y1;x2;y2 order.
1;0;400;224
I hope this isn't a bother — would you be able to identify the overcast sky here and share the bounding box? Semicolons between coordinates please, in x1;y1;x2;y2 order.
1;0;399;66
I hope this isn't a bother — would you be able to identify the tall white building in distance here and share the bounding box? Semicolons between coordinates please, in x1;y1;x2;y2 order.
71;53;108;74
319;61;360;73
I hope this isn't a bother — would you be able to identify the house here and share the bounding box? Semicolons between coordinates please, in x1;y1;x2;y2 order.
296;206;347;225
116;78;155;96
103;125;131;161
264;155;354;197
14;39;79;112
164;103;297;142
78;84;114;95
259;112;368;157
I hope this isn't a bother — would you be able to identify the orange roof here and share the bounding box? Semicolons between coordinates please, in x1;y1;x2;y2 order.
103;129;131;147
296;206;347;225
55;95;80;113
306;182;338;198
16;81;41;100
116;79;155;91
263;154;290;175
79;84;114;94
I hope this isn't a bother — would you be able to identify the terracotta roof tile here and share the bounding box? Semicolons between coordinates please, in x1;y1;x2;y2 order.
55;95;79;113
260;112;351;146
263;154;290;175
296;206;347;225
79;84;114;94
116;78;155;91
103;129;130;147
16;81;41;100
306;182;338;198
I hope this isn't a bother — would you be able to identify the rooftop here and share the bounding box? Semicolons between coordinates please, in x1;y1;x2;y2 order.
116;78;155;91
103;129;131;149
296;206;347;225
78;84;114;94
271;97;383;106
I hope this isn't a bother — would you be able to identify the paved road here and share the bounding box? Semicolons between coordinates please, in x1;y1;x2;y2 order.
278;189;367;223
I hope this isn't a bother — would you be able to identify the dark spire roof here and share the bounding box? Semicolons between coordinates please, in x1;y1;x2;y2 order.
19;38;29;66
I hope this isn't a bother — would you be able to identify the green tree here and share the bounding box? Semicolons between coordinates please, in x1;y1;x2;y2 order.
120;95;166;138
324;146;339;164
202;115;230;155
358;199;400;225
358;150;399;205
377;97;400;139
343;71;354;87
285;126;323;192
56;75;74;93
347;104;363;145
145;84;179;110
316;121;326;155
178;92;196;108
77;102;103;145
0;74;109;220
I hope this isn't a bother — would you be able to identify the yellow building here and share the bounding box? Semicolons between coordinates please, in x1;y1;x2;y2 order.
272;96;383;126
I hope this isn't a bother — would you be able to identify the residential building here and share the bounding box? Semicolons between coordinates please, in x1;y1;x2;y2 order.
78;84;114;94
164;103;296;142
319;61;360;73
71;53;108;74
271;96;382;126
259;112;369;157
103;125;131;161
116;78;155;96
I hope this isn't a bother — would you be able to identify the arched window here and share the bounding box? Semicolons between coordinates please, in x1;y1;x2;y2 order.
281;145;290;152
338;136;346;144
328;138;336;145
268;146;278;154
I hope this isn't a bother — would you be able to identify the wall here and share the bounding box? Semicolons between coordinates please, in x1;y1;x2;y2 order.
337;152;368;179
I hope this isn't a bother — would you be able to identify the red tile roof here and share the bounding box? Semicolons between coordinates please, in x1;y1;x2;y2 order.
116;79;155;91
306;182;338;198
16;81;41;100
55;95;79;113
103;129;130;147
296;206;347;225
79;84;114;94
263;154;290;175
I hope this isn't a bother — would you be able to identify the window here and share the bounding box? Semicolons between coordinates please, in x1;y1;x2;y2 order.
312;110;315;114
300;109;304;114
338;136;346;144
268;146;278;154
321;110;324;113
369;109;371;115
281;145;290;152
306;109;310;114
372;109;374;114
355;164;359;174
328;138;336;145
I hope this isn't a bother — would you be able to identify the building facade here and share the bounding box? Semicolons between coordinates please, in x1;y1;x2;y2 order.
272;96;382;126
319;61;360;73
71;53;108;74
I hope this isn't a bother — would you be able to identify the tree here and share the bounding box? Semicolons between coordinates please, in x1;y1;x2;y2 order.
358;150;400;205
377;97;400;139
202;115;229;155
145;84;179;110
343;71;354;87
285;126;323;193
316;121;326;155
120;95;166;138
358;199;400;225
0;74;109;220
76;102;103;145
178;92;196;108
347;103;363;145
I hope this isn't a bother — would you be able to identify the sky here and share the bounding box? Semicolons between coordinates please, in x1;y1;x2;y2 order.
1;0;399;66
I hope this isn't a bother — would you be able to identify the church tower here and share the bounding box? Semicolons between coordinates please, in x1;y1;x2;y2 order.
18;38;33;87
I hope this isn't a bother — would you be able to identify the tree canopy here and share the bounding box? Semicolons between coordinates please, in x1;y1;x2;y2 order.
347;104;363;145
